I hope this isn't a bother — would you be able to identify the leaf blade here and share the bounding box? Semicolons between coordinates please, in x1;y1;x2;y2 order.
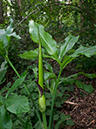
0;105;12;129
4;94;30;115
29;20;57;57
59;35;79;61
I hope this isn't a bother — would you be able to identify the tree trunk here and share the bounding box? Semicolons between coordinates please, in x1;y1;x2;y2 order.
0;1;4;24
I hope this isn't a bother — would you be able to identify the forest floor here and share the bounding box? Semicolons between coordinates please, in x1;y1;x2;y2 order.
51;59;96;129
2;59;96;129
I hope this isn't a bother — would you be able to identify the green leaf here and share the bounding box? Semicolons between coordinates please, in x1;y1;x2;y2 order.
29;20;57;57
55;113;70;129
6;71;27;98
44;70;56;80
60;77;75;85
69;72;96;79
0;94;3;106
25;121;33;129
62;56;75;69
0;19;21;51
53;114;59;121
4;94;30;114
70;46;96;58
44;62;53;72
19;49;38;60
33;67;38;78
75;80;93;93
7;32;21;39
0;61;7;84
0;40;4;55
50;79;56;93
66;119;74;125
0;29;8;47
0;105;12;129
19;49;51;60
5;18;14;34
59;35;79;61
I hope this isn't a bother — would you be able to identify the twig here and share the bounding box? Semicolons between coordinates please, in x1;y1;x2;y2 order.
64;101;78;105
15;9;38;28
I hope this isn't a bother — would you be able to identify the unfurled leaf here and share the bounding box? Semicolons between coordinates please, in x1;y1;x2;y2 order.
44;70;56;80
19;49;38;60
60;77;75;85
0;61;7;84
59;35;79;61
29;20;57;57
0;29;8;47
75;80;93;93
44;62;53;72
70;46;96;58
69;72;96;79
4;94;29;114
0;19;21;53
0;105;12;129
19;49;51;60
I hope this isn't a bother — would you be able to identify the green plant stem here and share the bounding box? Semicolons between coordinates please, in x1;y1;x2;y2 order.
42;112;47;129
5;55;20;78
48;67;63;129
30;95;43;129
5;56;30;94
5;55;43;128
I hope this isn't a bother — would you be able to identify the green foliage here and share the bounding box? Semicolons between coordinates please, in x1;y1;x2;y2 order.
0;18;96;129
0;18;21;56
6;71;27;98
70;46;96;58
29;20;57;57
0;105;12;129
0;61;7;84
20;20;96;128
4;94;29;115
75;80;93;93
59;35;79;61
19;49;38;60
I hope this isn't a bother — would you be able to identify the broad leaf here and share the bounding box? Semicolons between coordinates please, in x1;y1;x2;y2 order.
19;49;38;60
19;49;51;60
44;62;53;72
6;71;27;98
4;94;29;114
44;70;56;80
69;72;96;79
0;19;21;52
75;80;93;93
70;46;96;58
59;35;79;61
0;29;8;47
0;105;12;129
60;77;75;85
50;79;56;93
29;20;57;57
0;61;7;84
